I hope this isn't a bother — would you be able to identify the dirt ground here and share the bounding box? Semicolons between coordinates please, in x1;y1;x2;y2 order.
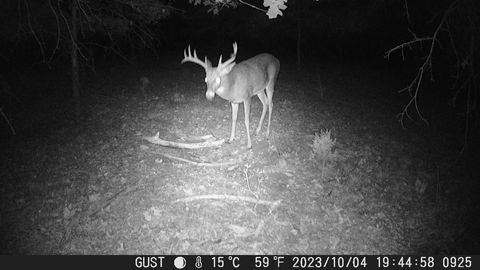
1;59;478;254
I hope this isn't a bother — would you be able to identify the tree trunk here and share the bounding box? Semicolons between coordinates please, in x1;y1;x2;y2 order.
70;0;80;117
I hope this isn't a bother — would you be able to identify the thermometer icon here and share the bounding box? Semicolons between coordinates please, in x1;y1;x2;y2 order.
195;256;202;268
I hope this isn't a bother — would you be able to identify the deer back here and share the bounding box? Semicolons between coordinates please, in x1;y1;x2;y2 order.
210;53;280;103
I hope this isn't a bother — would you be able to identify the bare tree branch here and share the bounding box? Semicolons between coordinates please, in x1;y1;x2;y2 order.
238;0;267;13
385;0;460;127
403;0;410;24
24;0;46;63
47;0;61;65
0;107;16;135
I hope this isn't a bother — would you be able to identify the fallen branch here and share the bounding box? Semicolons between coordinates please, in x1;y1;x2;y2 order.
173;194;282;207
180;134;215;141
143;132;224;149
156;152;241;167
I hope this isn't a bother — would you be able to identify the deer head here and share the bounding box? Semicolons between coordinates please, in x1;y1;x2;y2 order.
181;42;238;101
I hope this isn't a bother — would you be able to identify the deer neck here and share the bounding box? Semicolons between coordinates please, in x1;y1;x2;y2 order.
215;74;233;99
205;72;236;102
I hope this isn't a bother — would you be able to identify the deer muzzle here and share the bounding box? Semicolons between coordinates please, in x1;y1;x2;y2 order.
206;89;215;101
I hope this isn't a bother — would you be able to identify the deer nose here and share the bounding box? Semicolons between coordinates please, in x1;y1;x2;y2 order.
206;90;215;101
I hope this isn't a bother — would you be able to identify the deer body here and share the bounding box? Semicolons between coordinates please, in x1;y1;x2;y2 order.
213;54;276;101
182;43;280;148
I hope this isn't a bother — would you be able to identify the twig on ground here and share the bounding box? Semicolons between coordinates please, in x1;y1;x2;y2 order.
153;151;241;167
254;218;266;237
173;194;281;207
243;164;256;195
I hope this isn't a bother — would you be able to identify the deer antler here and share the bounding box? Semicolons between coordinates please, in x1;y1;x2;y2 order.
181;45;209;70
218;42;238;69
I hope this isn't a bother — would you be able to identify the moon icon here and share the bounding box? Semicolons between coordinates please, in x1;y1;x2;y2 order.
174;256;186;269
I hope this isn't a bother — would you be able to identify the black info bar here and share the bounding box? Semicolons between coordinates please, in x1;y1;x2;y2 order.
0;255;476;270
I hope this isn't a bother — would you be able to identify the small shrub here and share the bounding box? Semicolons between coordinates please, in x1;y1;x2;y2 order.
310;129;336;160
310;129;336;180
171;92;186;103
139;76;151;94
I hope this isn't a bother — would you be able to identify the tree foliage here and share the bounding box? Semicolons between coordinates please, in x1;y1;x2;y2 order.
0;0;176;65
189;0;287;18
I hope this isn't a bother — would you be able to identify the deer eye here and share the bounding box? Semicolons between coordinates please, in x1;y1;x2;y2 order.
204;77;208;83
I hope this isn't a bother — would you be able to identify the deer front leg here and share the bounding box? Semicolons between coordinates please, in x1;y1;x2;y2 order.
255;91;268;135
266;84;274;137
243;98;252;148
229;102;239;143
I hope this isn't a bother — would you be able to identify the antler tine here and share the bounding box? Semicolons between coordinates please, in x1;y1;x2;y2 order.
218;42;238;69
232;42;238;56
181;45;191;63
181;44;208;70
182;45;189;61
217;54;223;66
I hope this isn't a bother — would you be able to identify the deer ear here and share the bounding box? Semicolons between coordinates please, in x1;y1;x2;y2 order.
219;62;235;76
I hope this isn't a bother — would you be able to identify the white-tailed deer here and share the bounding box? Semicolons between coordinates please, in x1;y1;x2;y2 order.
181;42;280;148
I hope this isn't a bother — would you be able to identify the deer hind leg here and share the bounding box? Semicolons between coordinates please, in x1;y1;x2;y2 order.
265;82;274;137
243;98;252;148
255;90;268;136
229;103;239;143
